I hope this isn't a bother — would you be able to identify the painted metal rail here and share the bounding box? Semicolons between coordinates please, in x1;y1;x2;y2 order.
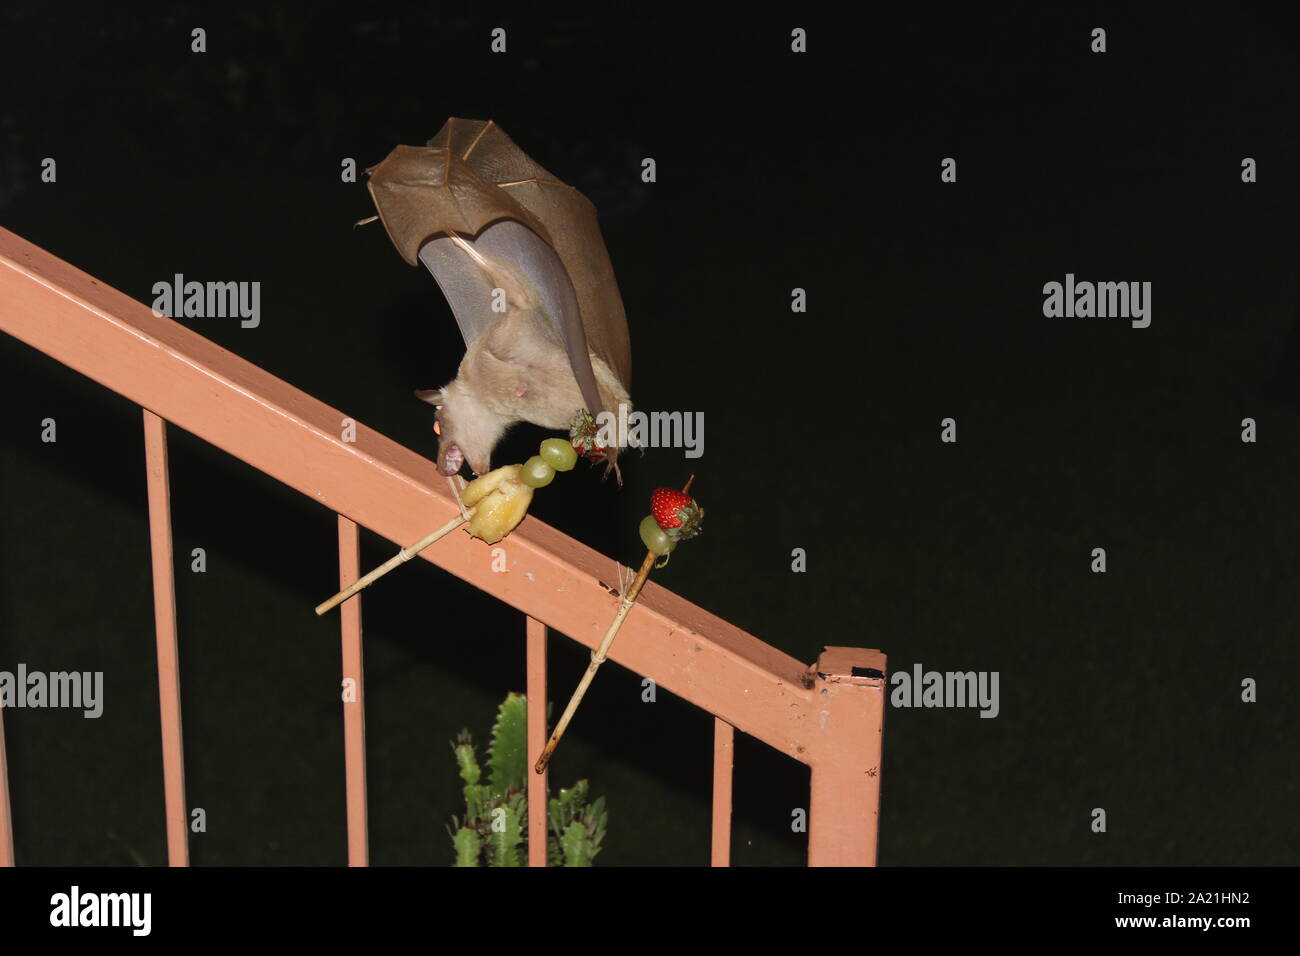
0;227;885;866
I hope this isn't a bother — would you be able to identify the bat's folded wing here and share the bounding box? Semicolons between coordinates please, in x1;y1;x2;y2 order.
366;121;631;440
365;143;554;266
429;120;632;395
416;221;588;368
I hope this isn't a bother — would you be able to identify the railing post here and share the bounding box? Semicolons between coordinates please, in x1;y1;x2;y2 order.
336;516;369;866
0;692;13;866
711;718;734;866
142;410;190;867
526;617;548;866
807;646;887;867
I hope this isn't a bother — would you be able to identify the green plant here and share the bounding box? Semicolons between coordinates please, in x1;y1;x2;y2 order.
547;779;607;868
449;692;607;866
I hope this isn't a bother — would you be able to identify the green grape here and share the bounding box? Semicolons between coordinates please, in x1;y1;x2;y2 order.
520;456;556;488
639;515;677;555
539;437;579;471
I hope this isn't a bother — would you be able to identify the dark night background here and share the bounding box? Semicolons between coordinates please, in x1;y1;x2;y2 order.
0;7;1297;866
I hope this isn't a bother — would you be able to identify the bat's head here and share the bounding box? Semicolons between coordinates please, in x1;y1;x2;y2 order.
418;380;511;478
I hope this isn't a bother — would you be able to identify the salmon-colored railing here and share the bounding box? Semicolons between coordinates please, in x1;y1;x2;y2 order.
0;226;886;867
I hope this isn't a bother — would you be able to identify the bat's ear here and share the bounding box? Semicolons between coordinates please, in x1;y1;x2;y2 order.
414;388;445;406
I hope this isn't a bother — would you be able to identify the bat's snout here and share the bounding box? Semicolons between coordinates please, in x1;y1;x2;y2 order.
438;440;466;477
437;438;490;478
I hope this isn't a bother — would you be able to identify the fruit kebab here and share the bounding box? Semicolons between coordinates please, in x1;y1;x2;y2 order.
535;479;704;773
314;436;583;616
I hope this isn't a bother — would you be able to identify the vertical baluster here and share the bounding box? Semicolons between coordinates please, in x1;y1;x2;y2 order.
142;410;189;866
711;718;734;866
0;693;13;865
337;516;369;865
526;617;548;866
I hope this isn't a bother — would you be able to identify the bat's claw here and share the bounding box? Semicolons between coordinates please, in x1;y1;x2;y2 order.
601;458;624;486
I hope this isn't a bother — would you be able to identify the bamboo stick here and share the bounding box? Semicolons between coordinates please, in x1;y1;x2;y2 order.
534;551;654;773
534;476;694;773
314;510;471;616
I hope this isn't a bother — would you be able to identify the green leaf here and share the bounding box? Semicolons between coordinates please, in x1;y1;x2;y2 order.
488;692;528;795
453;738;481;787
453;827;480;867
463;784;493;826
446;695;608;868
583;795;608;857
547;797;566;866
561;821;592;867
487;800;523;867
548;795;571;839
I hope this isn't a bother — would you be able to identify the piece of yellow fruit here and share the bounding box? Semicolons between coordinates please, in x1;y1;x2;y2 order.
460;465;534;544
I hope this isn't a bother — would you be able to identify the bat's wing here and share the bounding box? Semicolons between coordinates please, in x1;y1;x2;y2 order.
430;119;632;395
366;142;559;349
367;120;632;424
365;141;554;263
416;220;583;366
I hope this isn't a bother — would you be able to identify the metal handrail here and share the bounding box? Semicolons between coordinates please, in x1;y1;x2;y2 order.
0;226;885;866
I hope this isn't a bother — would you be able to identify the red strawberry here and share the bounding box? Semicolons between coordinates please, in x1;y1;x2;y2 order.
650;487;704;541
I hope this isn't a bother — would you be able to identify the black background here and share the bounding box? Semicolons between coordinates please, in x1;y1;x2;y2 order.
0;7;1297;867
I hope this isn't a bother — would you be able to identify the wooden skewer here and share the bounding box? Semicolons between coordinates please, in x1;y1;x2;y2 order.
534;551;654;774
314;509;473;616
448;475;470;520
535;476;694;773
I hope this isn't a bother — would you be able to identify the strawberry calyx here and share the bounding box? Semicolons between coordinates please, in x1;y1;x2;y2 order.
569;409;609;463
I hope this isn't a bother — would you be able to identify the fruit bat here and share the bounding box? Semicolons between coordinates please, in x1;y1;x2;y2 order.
364;118;632;478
